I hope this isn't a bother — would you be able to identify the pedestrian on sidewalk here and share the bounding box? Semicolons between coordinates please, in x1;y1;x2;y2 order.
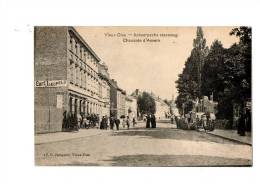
82;115;87;128
100;116;106;129
126;116;130;129
110;116;115;130
104;115;108;130
115;118;120;130
238;109;246;136
146;114;151;128
151;114;156;128
133;117;136;127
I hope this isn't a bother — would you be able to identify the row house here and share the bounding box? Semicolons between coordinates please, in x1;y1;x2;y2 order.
109;79;126;119
35;26;110;133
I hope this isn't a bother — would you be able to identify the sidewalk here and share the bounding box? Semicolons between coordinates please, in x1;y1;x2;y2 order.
35;128;111;145
200;129;252;145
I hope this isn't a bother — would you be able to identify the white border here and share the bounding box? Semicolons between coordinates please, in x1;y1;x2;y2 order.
2;0;260;184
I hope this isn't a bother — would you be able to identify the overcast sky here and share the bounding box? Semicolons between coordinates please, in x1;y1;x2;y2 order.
76;27;238;100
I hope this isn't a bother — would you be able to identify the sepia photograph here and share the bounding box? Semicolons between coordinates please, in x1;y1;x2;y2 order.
34;26;252;166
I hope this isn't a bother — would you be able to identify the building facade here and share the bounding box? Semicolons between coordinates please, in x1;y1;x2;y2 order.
98;62;110;117
109;79;126;119
152;95;170;119
35;26;110;133
125;95;137;120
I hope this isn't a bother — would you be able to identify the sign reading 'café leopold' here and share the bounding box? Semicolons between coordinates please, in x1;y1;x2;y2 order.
35;80;67;87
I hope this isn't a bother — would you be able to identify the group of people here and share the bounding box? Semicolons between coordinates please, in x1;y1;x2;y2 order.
62;111;137;131
145;113;157;128
62;111;101;131
170;111;216;131
106;116;137;130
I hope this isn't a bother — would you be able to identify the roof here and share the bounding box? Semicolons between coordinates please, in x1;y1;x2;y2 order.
68;27;101;62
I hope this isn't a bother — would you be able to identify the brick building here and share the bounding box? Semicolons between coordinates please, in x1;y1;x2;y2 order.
35;26;109;133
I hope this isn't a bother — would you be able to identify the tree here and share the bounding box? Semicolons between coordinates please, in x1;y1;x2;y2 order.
201;40;226;101
175;27;208;112
137;92;156;115
200;27;251;121
201;40;233;119
229;27;251;101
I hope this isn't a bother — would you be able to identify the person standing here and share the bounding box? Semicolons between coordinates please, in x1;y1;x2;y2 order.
238;109;246;136
104;115;108;130
122;117;126;128
82;115;87;128
110;116;115;130
126;116;130;129
146;114;151;128
115;118;120;130
151;114;156;128
133;117;136;127
100;116;105;129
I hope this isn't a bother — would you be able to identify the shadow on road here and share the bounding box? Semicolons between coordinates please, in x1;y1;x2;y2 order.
103;154;252;167
112;127;242;145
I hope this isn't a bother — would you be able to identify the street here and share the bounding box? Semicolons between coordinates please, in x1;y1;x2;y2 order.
35;120;252;166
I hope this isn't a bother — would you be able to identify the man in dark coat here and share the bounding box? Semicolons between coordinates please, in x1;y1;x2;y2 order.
146;114;151;128
151;114;156;128
238;111;246;136
115;118;120;130
110;116;115;130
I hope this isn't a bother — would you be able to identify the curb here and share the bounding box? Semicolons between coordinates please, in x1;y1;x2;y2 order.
198;130;252;146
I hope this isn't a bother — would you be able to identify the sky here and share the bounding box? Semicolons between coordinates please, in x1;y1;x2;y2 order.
75;27;238;100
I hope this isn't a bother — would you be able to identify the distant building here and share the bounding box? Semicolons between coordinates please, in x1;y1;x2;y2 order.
109;79;126;119
125;95;137;120
150;93;170;119
170;95;179;116
131;89;170;119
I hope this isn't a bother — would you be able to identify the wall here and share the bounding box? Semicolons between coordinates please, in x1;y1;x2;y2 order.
34;26;68;133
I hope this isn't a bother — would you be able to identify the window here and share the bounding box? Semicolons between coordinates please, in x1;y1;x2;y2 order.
79;69;82;87
80;47;82;59
70;63;74;83
69;97;73;113
69;37;73;50
75;66;79;85
83;51;86;61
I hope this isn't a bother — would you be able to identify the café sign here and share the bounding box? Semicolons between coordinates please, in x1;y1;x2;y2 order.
35;80;67;87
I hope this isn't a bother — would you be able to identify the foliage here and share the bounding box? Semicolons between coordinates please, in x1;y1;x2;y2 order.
137;92;156;115
175;26;251;120
175;27;208;111
201;40;226;101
